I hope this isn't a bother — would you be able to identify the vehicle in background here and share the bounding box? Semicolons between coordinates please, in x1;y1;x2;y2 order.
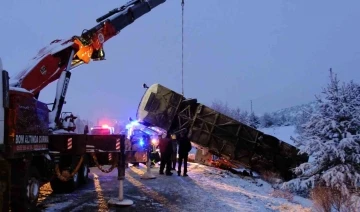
0;0;166;210
124;119;163;165
90;125;115;135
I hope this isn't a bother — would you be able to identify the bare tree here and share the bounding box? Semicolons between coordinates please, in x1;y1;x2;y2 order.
211;100;252;126
211;99;232;117
230;107;249;124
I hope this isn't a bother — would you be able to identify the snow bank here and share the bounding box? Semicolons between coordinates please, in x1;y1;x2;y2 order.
186;163;312;211
9;86;31;94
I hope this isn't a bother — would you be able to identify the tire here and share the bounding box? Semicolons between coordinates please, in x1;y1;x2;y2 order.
10;161;40;211
65;156;82;192
50;156;82;193
50;171;80;193
65;170;80;192
79;156;89;185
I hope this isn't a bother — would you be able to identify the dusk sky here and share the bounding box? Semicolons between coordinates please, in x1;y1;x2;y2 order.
1;0;360;124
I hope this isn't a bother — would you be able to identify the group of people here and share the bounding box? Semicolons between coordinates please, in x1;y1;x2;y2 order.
158;131;192;176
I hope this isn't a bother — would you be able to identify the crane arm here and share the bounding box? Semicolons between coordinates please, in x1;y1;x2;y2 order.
10;0;166;96
7;0;166;131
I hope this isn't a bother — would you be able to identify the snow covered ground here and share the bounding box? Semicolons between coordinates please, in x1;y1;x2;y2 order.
168;163;312;212
259;125;298;146
38;162;313;212
259;125;315;162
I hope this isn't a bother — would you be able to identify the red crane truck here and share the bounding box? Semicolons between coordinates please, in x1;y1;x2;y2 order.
0;0;166;210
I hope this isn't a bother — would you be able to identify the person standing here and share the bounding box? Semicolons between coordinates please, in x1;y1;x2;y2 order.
130;134;140;167
177;131;192;176
158;133;173;176
142;134;153;166
149;139;158;168
171;134;178;170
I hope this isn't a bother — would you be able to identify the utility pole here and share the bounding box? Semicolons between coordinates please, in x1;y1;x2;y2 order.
181;0;185;95
250;100;253;113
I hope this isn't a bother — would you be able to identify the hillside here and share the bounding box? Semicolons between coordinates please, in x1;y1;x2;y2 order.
268;101;318;126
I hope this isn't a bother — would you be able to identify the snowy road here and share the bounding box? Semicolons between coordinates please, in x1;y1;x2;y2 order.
37;163;313;212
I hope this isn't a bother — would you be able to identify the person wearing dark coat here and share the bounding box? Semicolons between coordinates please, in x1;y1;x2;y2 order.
158;133;173;176
177;131;192;176
171;135;178;170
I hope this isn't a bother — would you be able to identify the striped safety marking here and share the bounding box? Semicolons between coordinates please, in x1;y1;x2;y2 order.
108;153;112;161
67;138;73;150
116;138;120;150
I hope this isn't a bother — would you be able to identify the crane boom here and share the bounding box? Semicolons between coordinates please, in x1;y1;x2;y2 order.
7;0;166;131
10;0;165;96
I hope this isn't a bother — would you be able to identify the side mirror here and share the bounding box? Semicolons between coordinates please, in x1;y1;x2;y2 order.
84;125;89;135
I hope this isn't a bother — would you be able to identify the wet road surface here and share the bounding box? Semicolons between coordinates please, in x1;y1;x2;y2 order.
37;164;171;212
37;162;216;212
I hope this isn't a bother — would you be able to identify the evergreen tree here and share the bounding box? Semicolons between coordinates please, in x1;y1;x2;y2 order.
271;114;282;126
239;110;249;125
295;108;314;134
230;107;242;121
260;112;275;128
282;70;360;196
248;112;260;129
279;114;290;126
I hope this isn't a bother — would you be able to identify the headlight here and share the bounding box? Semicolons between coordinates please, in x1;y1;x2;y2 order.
151;138;159;145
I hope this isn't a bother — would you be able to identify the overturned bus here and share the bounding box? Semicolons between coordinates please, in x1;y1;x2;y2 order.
135;84;308;180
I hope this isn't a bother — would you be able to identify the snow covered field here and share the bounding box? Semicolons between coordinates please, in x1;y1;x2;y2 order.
259;125;315;163
259;126;298;146
38;161;313;211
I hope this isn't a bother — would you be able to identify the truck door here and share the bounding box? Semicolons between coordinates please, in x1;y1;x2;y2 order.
0;57;10;211
0;57;9;147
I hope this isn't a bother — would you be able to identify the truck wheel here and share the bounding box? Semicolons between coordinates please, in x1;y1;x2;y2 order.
10;162;40;211
26;168;40;205
51;156;83;193
50;169;80;193
79;158;89;184
65;171;80;192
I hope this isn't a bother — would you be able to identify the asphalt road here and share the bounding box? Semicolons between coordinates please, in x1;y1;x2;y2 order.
36;163;279;212
37;164;190;212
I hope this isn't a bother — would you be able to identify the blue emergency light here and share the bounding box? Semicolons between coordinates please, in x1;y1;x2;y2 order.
139;138;145;146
